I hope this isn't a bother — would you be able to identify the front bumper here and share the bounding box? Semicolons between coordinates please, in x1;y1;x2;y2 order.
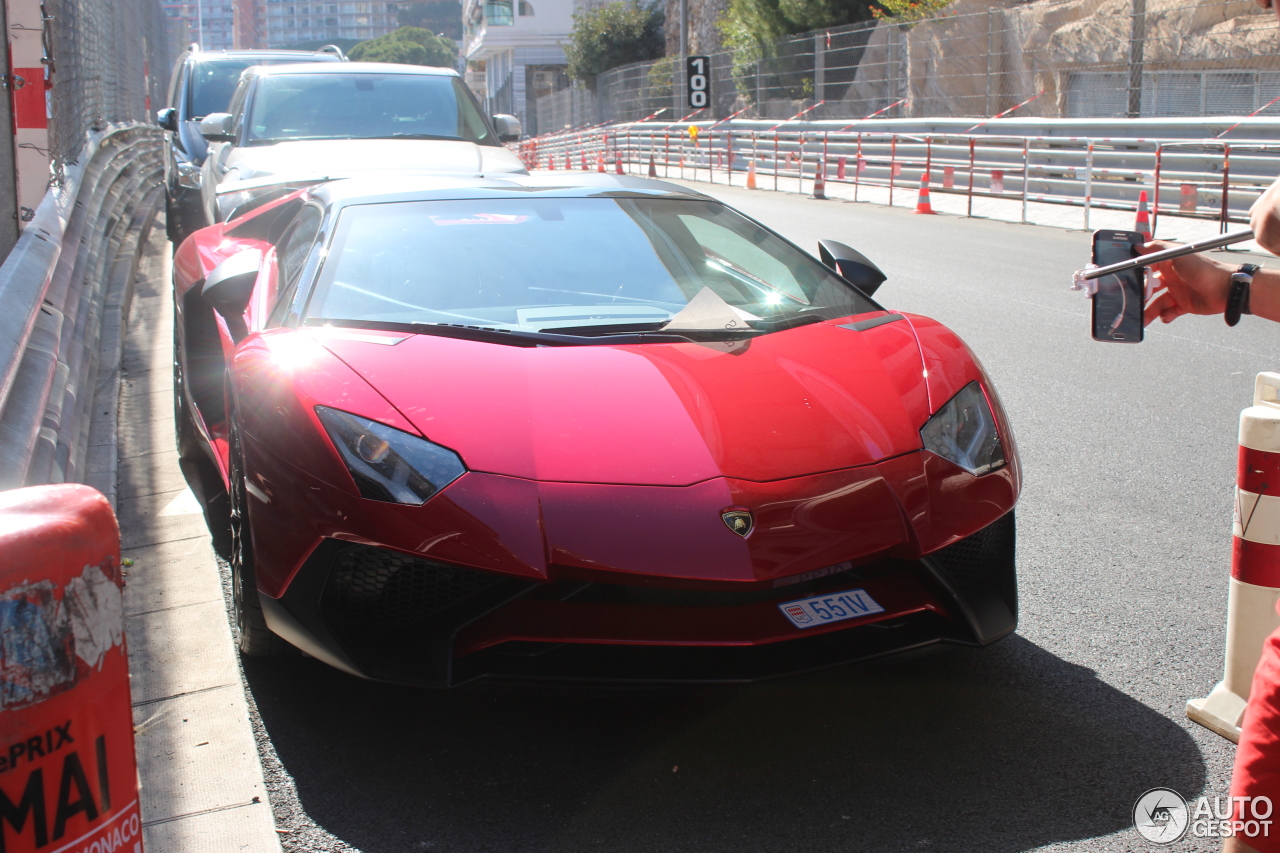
260;510;1017;686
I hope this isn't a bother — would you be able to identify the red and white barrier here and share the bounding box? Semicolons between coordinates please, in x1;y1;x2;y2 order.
1188;372;1280;742
4;0;52;224
0;484;142;852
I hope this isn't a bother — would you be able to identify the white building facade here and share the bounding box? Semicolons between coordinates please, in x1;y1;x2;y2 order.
462;0;577;136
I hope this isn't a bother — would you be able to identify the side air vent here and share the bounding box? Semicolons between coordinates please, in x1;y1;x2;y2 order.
322;545;504;632
926;511;1015;588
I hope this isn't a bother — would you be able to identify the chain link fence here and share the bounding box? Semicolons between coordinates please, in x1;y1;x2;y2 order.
535;0;1280;132
45;0;172;168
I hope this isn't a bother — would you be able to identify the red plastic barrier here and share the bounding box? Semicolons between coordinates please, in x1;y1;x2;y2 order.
0;484;142;853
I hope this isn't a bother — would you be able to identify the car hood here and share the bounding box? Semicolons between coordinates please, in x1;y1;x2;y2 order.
311;316;933;485
224;138;527;181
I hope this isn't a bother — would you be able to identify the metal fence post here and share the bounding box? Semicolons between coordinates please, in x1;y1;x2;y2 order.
815;33;826;105
855;132;862;203
1152;142;1163;235
1021;138;1030;224
890;136;897;207
1084;140;1094;230
1220;144;1231;233
967;137;976;217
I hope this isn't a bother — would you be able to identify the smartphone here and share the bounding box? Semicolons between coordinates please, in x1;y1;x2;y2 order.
1091;230;1147;343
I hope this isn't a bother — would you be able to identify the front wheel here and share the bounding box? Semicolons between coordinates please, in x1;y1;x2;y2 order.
228;411;291;657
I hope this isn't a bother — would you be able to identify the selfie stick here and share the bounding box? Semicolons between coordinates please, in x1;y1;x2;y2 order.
1079;228;1255;281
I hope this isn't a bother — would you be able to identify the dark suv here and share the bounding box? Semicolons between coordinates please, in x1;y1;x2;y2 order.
156;44;345;245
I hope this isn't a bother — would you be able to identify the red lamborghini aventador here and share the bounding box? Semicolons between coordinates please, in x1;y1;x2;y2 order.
172;173;1021;686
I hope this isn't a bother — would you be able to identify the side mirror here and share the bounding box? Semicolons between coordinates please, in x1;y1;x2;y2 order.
492;114;522;142
156;107;178;132
819;240;887;296
202;249;262;342
199;112;235;142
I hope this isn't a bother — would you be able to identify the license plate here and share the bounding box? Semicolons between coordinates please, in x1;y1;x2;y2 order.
777;588;885;629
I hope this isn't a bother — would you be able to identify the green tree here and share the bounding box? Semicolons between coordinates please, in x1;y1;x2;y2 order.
870;0;951;22
564;1;664;88
397;0;463;40
348;27;459;68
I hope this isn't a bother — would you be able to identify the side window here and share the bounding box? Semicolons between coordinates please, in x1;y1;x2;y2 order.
227;78;252;136
269;205;324;326
167;56;186;111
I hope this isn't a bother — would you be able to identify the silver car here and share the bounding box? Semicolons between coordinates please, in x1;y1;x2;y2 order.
198;62;526;225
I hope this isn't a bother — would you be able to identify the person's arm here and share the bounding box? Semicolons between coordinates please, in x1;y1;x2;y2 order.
1252;175;1280;256
1140;240;1280;326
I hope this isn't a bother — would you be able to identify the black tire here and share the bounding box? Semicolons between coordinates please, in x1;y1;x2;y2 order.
173;323;200;460
228;411;291;657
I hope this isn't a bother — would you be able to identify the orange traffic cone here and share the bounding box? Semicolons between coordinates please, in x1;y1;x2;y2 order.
812;158;827;200
914;175;936;214
596;154;604;173
564;153;571;170
547;155;555;171
616;152;624;175
1135;189;1152;239
746;159;758;190
648;154;657;177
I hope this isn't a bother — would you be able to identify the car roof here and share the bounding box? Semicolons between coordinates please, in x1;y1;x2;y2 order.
191;50;341;63
248;62;459;78
307;173;715;207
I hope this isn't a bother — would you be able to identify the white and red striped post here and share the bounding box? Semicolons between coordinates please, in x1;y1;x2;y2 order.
1188;372;1280;742
6;0;50;223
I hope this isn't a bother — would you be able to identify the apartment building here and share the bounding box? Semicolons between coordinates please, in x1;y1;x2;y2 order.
462;0;576;135
262;0;400;47
164;0;400;50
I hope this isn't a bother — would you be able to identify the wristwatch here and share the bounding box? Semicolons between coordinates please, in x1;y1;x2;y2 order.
1226;264;1261;327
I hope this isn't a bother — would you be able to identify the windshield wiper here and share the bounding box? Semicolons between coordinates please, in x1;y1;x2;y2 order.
749;312;829;332
305;318;696;347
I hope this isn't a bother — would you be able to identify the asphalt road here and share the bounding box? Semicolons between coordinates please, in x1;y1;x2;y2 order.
240;183;1275;853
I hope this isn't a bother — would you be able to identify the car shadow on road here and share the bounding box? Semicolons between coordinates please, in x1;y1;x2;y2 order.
243;634;1204;853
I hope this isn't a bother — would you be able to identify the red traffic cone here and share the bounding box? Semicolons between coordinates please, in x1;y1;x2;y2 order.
812;158;827;200
616;152;624;175
1135;189;1152;238
547;154;555;171
648;154;657;177
564;153;571;170
914;175;936;214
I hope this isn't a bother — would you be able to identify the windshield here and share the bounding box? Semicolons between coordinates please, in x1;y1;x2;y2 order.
188;58;331;119
305;198;877;336
246;73;496;146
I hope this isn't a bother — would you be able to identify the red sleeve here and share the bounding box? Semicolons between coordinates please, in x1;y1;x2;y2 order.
1231;623;1280;852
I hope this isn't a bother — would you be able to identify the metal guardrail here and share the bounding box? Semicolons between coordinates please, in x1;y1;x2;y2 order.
516;120;1280;233
0;124;163;492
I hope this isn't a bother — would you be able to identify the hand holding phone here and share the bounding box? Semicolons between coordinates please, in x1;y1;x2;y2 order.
1091;230;1147;343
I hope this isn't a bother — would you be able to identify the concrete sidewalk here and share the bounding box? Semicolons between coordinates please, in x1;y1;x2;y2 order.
111;227;281;852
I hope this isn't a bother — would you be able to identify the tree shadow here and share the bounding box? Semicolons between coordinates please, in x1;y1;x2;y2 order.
244;635;1204;853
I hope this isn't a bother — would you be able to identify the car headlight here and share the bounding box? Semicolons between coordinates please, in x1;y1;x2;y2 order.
919;381;1006;475
315;406;466;505
176;161;202;189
